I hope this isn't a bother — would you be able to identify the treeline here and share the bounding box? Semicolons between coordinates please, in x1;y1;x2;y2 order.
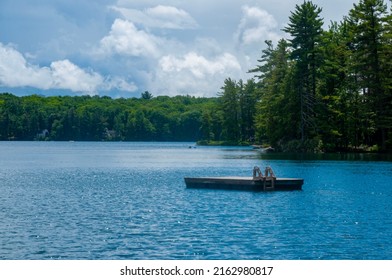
220;0;392;152
0;93;220;141
0;90;259;144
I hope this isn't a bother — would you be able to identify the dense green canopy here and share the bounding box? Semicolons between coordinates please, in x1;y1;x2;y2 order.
246;0;392;152
0;93;218;142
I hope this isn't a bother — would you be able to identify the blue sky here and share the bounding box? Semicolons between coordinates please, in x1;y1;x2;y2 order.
0;0;357;98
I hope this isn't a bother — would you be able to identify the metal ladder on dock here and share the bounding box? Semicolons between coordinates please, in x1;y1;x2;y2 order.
263;177;275;191
253;166;276;191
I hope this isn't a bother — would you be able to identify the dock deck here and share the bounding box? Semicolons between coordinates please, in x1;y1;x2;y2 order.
184;176;303;191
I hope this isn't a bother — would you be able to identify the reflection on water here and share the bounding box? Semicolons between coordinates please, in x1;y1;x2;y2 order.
257;151;392;162
216;145;392;162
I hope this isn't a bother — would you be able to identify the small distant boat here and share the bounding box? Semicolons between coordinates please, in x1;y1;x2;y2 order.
184;166;303;192
251;145;275;152
261;146;275;153
251;145;263;149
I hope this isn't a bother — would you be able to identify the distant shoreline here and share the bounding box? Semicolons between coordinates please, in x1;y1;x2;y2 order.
1;139;391;155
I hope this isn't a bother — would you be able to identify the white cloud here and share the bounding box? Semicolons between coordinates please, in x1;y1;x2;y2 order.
0;43;53;89
50;60;103;92
160;52;241;79
102;76;138;92
0;43;137;94
99;19;161;57
110;5;198;29
154;52;242;96
235;6;281;45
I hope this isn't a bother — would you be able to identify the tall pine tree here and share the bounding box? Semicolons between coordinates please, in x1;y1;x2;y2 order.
283;1;324;145
251;39;292;147
219;78;240;143
347;0;390;150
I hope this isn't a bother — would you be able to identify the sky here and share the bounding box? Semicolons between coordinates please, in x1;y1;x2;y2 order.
0;0;358;98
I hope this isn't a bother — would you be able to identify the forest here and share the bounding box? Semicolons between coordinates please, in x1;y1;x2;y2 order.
0;93;219;142
1;0;391;152
218;0;392;152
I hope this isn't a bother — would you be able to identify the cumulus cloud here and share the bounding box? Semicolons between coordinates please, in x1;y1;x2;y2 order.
102;76;138;92
0;43;137;94
110;5;198;29
235;6;281;45
160;52;241;79
154;52;242;96
98;19;161;57
49;60;103;92
0;43;52;89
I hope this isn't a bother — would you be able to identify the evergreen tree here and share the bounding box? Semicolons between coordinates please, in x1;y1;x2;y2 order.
317;21;366;151
283;1;324;144
251;39;292;147
239;79;257;142
200;111;213;141
384;2;392;149
218;78;240;142
347;0;390;150
141;91;153;100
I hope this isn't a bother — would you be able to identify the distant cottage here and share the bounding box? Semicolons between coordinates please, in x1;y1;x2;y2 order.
103;128;116;140
36;129;49;140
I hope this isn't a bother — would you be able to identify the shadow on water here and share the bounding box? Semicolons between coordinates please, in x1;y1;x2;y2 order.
256;152;392;162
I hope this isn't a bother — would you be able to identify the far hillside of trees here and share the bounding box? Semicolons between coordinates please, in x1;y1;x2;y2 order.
1;0;391;152
0;93;219;142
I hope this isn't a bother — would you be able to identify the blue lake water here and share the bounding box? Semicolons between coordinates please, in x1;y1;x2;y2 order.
1;141;392;260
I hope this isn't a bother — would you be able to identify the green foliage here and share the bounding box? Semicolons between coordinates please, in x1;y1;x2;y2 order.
219;78;240;142
141;91;153;100
248;0;392;152
283;1;324;142
253;39;292;146
218;78;257;144
0;93;217;142
347;0;391;150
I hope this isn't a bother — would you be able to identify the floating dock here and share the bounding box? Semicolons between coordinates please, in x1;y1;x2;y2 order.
184;166;303;192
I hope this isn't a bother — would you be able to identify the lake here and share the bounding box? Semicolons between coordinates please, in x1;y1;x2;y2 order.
1;141;392;260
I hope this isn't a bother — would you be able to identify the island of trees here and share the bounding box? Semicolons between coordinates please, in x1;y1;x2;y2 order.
1;0;391;152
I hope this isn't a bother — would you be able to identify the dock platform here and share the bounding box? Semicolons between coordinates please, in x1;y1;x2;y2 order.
184;176;303;191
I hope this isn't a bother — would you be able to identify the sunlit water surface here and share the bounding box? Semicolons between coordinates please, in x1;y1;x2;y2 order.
1;142;391;259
